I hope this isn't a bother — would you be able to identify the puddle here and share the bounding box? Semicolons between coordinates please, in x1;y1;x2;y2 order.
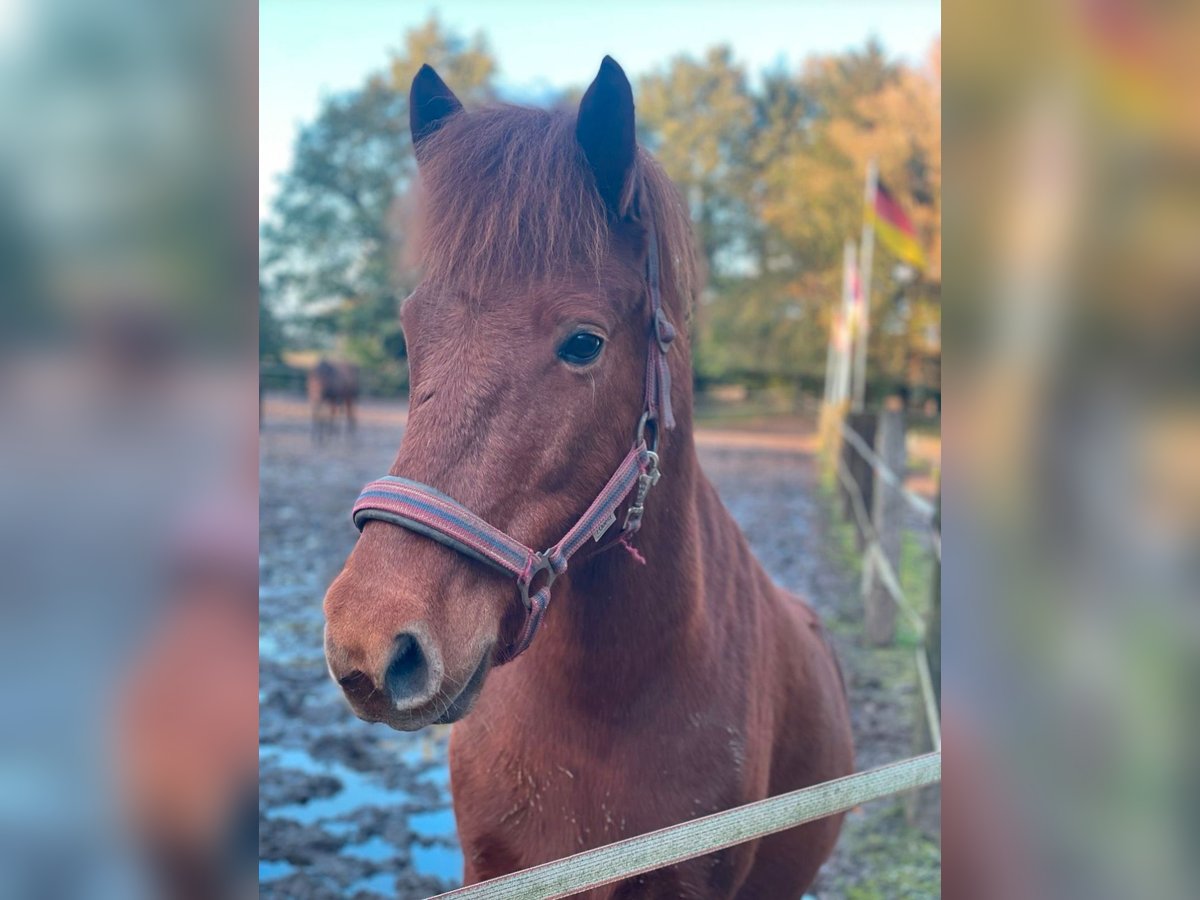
259;860;294;882
413;842;464;880
344;835;399;862
260;738;462;890
261;745;422;823
349;871;397;895
408;807;455;837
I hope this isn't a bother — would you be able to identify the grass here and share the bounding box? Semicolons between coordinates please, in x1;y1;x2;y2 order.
814;457;941;899
906;417;942;439
691;391;814;430
895;530;935;648
815;453;935;646
842;804;942;900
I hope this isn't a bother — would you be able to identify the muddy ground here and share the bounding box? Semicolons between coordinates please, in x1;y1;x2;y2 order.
259;396;940;899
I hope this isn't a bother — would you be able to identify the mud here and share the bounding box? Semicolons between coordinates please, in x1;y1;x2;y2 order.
259;396;939;898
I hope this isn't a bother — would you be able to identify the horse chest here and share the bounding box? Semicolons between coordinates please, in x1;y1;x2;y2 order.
450;707;761;891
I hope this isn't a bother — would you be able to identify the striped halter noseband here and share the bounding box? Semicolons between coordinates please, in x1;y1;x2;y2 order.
351;220;676;663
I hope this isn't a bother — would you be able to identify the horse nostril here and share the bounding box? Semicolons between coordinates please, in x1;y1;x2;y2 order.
384;633;429;704
338;671;363;689
337;669;374;704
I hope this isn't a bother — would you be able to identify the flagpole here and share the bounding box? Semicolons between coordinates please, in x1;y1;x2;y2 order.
825;238;853;408
837;239;857;406
852;158;877;412
823;308;836;408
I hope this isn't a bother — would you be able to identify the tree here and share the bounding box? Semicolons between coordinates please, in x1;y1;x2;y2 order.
695;39;940;387
261;78;409;340
636;47;756;279
260;16;497;393
820;41;940;392
385;17;496;107
258;282;284;364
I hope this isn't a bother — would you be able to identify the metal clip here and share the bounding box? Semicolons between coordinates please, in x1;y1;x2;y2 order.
622;451;661;533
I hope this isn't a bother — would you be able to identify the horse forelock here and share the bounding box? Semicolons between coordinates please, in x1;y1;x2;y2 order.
408;104;698;319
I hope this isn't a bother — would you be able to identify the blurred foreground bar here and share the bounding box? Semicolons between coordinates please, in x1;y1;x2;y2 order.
0;2;257;898
944;1;1199;898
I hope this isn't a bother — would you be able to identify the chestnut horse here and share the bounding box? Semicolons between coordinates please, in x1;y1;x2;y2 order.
307;358;359;441
322;58;854;897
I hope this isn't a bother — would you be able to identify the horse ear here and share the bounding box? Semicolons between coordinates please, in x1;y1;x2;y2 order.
410;64;463;155
576;56;637;218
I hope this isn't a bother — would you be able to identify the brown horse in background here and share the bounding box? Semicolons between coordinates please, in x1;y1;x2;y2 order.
322;58;854;897
307;359;359;441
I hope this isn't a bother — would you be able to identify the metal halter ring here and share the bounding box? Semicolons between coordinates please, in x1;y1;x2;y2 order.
517;552;556;611
635;411;659;453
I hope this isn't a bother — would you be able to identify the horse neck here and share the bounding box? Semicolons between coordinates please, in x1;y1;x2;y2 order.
524;412;710;696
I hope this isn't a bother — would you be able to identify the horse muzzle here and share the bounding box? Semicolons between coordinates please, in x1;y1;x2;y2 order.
324;623;491;731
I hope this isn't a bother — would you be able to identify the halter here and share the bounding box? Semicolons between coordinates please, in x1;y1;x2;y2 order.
351;218;676;663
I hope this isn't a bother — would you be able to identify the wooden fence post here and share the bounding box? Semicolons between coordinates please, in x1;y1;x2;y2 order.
907;486;941;830
863;406;905;645
840;412;876;549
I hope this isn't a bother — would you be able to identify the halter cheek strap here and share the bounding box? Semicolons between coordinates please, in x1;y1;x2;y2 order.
351;213;674;663
643;216;676;430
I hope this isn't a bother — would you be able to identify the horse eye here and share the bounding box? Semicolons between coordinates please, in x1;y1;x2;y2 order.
557;332;604;366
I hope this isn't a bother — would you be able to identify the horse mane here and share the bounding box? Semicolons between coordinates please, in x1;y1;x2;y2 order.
407;103;698;318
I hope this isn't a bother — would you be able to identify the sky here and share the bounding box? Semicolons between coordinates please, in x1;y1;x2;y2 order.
260;1;941;221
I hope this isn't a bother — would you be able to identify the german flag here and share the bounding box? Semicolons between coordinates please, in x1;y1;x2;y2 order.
870;180;927;271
